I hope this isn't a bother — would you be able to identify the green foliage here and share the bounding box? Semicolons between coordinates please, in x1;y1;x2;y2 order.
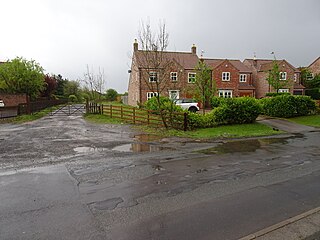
63;80;81;99
305;88;320;100
68;95;78;102
144;96;183;112
266;61;291;93
260;95;316;118
211;97;261;125
0;57;45;99
194;60;213;113
210;96;226;108
105;88;118;101
265;92;290;97
307;74;320;88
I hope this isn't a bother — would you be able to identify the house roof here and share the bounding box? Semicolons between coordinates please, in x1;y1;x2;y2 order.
244;59;300;72
203;58;252;73
134;50;199;70
308;56;320;68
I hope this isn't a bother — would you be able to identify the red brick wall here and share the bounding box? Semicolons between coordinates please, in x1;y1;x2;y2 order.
309;58;320;76
0;93;28;107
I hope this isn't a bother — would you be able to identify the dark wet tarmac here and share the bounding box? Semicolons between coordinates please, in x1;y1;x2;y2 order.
1;113;320;240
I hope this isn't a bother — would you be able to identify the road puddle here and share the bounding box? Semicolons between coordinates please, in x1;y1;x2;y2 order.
200;138;288;154
74;146;107;153
112;143;171;152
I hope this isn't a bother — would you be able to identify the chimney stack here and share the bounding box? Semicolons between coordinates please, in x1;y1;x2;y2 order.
191;44;196;54
133;39;138;52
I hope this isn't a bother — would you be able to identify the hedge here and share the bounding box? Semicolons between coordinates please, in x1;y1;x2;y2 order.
260;95;316;118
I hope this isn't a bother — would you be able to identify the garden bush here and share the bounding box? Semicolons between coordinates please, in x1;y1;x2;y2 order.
265;92;290;97
211;97;261;125
260;95;316;118
210;96;226;108
144;96;183;113
68;94;78;103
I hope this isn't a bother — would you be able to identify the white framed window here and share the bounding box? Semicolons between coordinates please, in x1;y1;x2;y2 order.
188;72;196;83
149;72;158;82
279;72;287;80
294;73;297;82
218;90;232;98
239;74;247;82
170;72;178;81
169;90;179;100
147;92;158;100
222;72;231;81
278;89;289;93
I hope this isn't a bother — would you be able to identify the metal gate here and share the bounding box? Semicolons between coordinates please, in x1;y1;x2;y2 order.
50;104;86;116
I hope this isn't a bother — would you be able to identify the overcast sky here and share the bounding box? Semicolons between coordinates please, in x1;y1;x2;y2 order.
1;0;319;93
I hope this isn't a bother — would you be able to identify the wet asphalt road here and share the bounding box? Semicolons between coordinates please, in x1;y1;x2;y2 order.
0;112;320;240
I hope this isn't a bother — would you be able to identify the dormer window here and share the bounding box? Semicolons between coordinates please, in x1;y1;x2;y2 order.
222;72;230;81
279;72;287;80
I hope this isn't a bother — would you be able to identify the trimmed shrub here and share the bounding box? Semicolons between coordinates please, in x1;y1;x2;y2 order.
265;92;291;97
260;95;316;118
305;88;320;100
212;97;261;125
144;96;183;113
210;96;226;108
68;94;78;103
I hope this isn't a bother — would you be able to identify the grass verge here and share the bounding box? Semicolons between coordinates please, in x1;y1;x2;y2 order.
139;122;283;139
1;106;59;124
287;114;320;127
85;114;283;139
84;113;125;124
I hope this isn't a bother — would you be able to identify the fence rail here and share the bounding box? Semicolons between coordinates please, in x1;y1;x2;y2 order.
87;103;188;130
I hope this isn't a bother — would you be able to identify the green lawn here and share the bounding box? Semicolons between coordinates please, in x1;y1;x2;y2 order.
85;114;282;139
84;113;125;124
287;115;320;127
182;123;282;139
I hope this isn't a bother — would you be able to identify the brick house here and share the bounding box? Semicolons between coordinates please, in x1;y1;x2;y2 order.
243;59;304;98
128;41;256;106
203;59;255;98
308;57;320;77
128;41;200;106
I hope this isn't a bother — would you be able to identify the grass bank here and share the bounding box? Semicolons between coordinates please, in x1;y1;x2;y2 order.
287;114;320;127
0;106;60;124
85;114;282;139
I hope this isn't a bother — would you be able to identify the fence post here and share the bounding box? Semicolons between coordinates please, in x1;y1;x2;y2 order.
133;108;136;124
147;111;150;125
183;112;188;131
86;100;89;114
101;104;103;115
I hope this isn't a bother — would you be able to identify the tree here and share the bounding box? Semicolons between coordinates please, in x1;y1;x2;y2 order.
135;20;172;128
41;74;57;98
53;74;67;97
82;65;106;101
0;57;45;99
105;88;118;101
193;60;213;114
63;80;81;100
266;60;292;93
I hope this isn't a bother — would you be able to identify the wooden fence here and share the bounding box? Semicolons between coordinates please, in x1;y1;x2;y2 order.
87;103;188;130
